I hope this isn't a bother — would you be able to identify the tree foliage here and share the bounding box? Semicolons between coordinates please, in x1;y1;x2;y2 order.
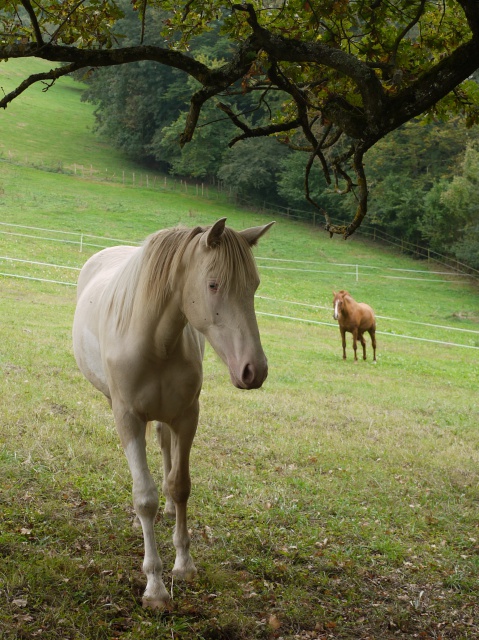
421;145;479;268
77;5;180;161
364;118;479;240
2;1;479;238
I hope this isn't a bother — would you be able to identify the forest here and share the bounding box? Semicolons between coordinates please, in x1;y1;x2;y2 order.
74;1;479;268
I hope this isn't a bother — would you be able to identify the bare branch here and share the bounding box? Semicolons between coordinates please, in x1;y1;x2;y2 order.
140;0;147;45
390;0;427;68
325;145;369;239
180;86;221;146
0;62;82;109
216;102;302;146
20;0;44;44
51;0;88;45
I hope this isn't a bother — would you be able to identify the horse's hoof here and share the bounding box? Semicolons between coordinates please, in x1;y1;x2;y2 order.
172;565;197;581
142;596;171;610
164;504;176;519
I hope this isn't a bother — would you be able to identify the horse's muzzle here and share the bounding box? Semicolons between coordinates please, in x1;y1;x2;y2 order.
230;360;268;390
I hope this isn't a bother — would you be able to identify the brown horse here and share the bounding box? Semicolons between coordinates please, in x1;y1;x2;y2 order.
333;290;377;362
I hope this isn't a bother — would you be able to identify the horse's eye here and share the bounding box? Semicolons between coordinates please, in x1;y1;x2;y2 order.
208;281;219;293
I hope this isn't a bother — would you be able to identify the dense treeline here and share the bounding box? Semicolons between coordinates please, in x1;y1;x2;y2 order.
78;2;479;269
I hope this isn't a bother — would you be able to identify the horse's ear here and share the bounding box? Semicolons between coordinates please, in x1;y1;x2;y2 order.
205;218;227;248
240;221;275;247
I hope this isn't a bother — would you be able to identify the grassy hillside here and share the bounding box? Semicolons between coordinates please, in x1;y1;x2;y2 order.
1;59;479;639
0;58;144;174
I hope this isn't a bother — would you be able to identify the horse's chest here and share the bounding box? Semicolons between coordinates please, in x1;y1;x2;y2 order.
339;314;356;331
139;360;202;419
107;348;202;423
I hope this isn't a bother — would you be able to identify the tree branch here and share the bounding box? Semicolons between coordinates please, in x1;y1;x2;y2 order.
233;2;387;126
216;102;302;146
325;145;369;239
20;0;44;45
180;86;224;145
381;38;479;135
457;0;479;36
139;0;147;45
2;1;479;239
48;0;88;46
0;62;83;109
389;0;426;68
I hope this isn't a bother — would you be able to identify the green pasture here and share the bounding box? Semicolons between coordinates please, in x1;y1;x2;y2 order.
1;59;479;639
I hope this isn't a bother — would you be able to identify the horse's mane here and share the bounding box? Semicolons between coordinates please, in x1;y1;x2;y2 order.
337;290;353;302
108;224;258;332
208;226;259;296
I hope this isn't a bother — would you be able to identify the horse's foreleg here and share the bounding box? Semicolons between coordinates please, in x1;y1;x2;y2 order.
352;329;359;362
169;405;198;581
340;327;347;360
155;422;176;518
114;408;169;609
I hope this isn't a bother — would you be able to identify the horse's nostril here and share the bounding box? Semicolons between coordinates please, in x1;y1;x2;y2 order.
242;363;255;386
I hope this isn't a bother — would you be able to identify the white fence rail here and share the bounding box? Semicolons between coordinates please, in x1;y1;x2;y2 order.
1;223;478;352
0;221;473;283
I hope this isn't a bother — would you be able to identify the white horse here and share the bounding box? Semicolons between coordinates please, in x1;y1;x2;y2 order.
72;218;274;608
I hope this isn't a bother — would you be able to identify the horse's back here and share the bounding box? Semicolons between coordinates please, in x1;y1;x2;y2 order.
73;245;139;396
357;302;376;330
76;246;138;299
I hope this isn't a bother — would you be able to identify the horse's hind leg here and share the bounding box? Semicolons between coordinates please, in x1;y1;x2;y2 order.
168;405;199;581
359;331;367;360
114;407;169;609
369;328;377;362
155;422;176;518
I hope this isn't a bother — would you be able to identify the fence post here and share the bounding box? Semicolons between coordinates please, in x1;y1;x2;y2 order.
356;264;359;282
80;234;83;253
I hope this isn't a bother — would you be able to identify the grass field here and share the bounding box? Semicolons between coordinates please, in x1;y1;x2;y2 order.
1;59;479;640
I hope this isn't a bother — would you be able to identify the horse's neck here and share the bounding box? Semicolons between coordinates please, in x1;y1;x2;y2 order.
341;296;355;316
129;288;188;357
